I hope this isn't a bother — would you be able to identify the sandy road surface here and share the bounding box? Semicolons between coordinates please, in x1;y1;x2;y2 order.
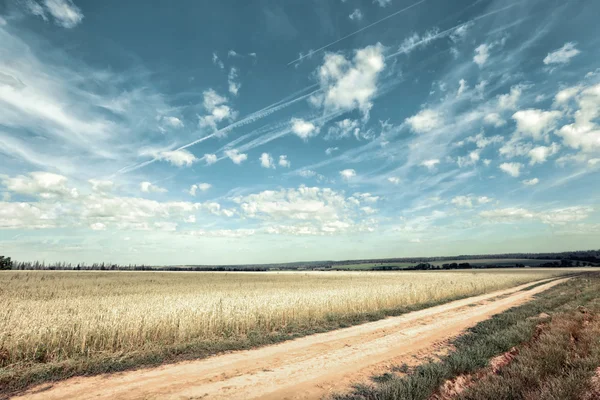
14;278;568;400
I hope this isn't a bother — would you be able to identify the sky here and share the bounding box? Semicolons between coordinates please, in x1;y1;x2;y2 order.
0;0;599;265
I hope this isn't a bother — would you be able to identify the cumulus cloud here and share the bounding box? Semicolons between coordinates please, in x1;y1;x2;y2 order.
203;153;217;165
451;195;492;208
159;116;184;129
309;44;385;119
158;149;197;167
198;89;236;131
497;85;523;110
225;149;248;164
388;177;400;184
543;42;580;65
512;109;562;141
499;162;523;177
326;118;360;140
1;171;78;199
260;152;275;169
340;169;356;180
420;159;440;170
555;86;582;105
325;147;339;155
406;109;443;133
349;9;363;21
483;113;506;127
88;179;114;193
480;206;592;226
188;183;211;196
140;181;167;193
473;43;490;66
528;143;560;165
291;118;319;140
556;83;600;154
278;155;291;168
231;186;377;235
522;178;539;186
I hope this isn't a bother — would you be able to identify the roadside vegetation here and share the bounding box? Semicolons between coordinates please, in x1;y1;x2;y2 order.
332;272;600;400
0;269;567;395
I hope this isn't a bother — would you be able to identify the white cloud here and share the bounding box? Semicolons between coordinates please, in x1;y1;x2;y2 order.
512;109;562;140
212;52;224;69
556;83;600;154
44;0;83;28
140;181;167;193
278;155;291;168
483;113;506;127
457;79;468;97
497;85;523;110
466;133;504;149
225;149;248;165
522;178;539;186
457;150;481;168
325;147;339;155
480;206;592;226
160;116;184;128
227;50;239;57
228;67;241;96
90;222;106;231
203;153;217;165
555;86;581;105
397;29;441;55
188;183;211;196
349;9;363;21
388;177;400;184
158;149;197;167
26;0;83;28
326;118;360;140
310;44;385;118
199;89;236;131
298;170;317;178
420;159;440;170
499;162;523;177
406;109;443;133
1;171;78;199
260;152;275;169
543;42;580;65
340;169;356;180
374;0;391;6
528;143;560;165
88;179;114;193
473;43;490;66
451;195;492;208
291;118;319;140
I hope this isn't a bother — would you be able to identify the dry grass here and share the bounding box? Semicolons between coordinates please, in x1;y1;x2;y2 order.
0;269;567;370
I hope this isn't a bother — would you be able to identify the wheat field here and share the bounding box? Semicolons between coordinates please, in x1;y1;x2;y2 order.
0;269;568;372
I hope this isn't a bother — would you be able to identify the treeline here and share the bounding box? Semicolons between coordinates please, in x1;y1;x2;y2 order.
3;259;268;272
366;259;594;271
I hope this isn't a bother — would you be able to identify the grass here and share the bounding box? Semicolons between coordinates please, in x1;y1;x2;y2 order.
0;269;569;395
332;272;600;400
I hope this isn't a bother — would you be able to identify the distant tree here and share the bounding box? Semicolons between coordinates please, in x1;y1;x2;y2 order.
0;256;12;270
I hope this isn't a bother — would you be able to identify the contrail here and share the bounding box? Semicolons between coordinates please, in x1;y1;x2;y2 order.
115;85;320;175
386;2;520;59
287;0;429;66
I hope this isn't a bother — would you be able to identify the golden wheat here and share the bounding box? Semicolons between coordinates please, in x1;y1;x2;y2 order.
0;269;566;367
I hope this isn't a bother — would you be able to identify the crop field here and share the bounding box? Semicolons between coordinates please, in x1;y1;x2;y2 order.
0;269;576;392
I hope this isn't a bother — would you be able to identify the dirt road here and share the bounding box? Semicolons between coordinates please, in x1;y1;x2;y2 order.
14;278;568;400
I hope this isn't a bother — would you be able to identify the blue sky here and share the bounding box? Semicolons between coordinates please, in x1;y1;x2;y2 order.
0;0;599;265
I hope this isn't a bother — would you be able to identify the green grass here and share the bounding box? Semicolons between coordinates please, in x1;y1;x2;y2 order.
332;272;600;400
